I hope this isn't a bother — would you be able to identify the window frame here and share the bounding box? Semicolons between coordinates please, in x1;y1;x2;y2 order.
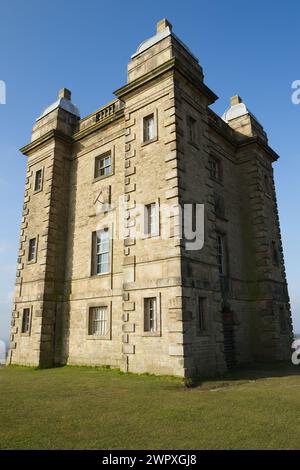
141;110;158;145
216;232;227;276
86;302;112;340
94;151;113;181
144;201;159;238
187;115;197;144
20;307;32;336
33;168;44;193
27;236;38;264
196;297;209;336
91;228;111;276
142;293;161;337
209;157;222;182
213;192;226;219
271;241;280;267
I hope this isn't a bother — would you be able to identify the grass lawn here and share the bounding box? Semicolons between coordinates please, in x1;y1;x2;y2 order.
0;363;300;450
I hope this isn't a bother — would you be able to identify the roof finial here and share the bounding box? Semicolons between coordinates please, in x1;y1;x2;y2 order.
59;88;72;101
230;95;242;107
156;18;172;33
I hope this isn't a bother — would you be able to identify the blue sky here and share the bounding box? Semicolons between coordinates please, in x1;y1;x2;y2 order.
0;0;299;342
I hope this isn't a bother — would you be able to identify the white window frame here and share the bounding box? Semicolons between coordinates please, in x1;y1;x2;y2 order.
91;229;110;275
20;306;32;336
33;168;43;193
87;302;112;340
144;202;159;237
141;110;158;145
142;199;160;239
142;293;161;337
94;152;113;180
27;236;38;264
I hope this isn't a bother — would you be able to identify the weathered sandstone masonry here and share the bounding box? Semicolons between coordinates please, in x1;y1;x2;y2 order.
8;19;292;376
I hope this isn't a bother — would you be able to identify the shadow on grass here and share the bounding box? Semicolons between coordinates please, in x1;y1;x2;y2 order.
185;361;300;389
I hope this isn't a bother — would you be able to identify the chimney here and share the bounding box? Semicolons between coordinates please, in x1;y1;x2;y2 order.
230;95;242;107
156;18;172;33
59;88;72;100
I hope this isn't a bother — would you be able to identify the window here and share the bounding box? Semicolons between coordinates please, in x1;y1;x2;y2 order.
88;306;108;336
272;241;280;267
214;192;225;218
145;203;158;236
28;238;37;262
209;158;221;181
187;116;196;143
279;306;288;334
34;169;43;192
143;114;155;142
92;229;110;275
21;308;31;334
144;297;157;332
264;175;271;195
197;298;208;334
217;233;226;275
95;153;112;179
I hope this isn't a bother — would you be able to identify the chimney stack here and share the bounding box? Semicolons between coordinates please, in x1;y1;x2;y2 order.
230;95;242;107
156;18;172;33
59;88;72;100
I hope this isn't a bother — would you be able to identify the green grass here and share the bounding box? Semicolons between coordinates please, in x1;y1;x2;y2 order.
1;363;300;450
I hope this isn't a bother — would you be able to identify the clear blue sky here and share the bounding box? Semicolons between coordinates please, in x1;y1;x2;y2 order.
0;0;299;342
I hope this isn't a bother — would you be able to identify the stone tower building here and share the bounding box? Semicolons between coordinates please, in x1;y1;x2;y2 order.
7;19;293;377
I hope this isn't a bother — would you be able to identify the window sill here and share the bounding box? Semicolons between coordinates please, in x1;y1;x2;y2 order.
33;188;43;195
141;233;160;240
86;334;111;341
27;259;37;265
93;171;114;183
90;272;111;278
20;333;31;337
214;213;228;222
142;331;161;337
141;136;158;147
210;176;223;186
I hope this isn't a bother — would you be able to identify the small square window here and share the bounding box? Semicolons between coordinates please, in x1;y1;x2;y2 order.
187;116;196;143
34;169;43;192
144;297;157;332
92;229;110;275
197;298;208;334
143;114;155;142
95;153;112;179
144;203;158;237
28;238;37;262
88;306;108;336
21;308;31;334
209;159;221;181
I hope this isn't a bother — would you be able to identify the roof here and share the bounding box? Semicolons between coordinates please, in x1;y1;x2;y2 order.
131;25;199;63
36;96;80;121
